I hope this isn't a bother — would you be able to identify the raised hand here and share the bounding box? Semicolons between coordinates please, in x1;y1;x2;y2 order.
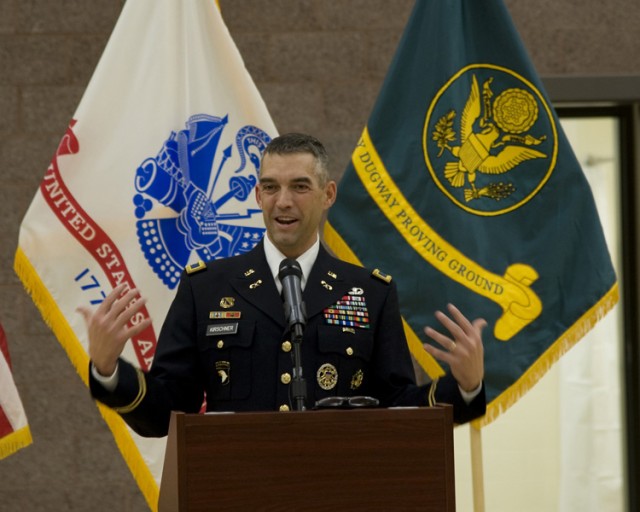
423;303;486;392
78;283;152;376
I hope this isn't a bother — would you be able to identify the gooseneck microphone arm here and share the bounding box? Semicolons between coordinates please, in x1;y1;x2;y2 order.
278;258;308;411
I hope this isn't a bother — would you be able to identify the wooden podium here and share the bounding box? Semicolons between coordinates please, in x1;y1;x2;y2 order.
158;406;455;511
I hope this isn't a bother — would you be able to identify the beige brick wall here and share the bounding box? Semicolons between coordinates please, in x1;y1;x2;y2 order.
1;1;638;510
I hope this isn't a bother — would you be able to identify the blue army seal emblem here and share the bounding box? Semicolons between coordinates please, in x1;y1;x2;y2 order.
132;114;271;288
424;64;558;216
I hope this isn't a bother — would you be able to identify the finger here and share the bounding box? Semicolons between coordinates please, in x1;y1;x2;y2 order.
444;304;487;344
122;316;153;340
424;326;460;354
434;310;466;343
424;325;451;349
423;342;452;365
77;305;92;325
446;303;474;335
473;317;488;333
108;288;143;321
97;283;128;314
112;296;148;330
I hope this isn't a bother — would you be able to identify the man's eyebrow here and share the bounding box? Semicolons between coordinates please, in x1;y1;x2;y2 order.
259;176;313;184
290;176;313;184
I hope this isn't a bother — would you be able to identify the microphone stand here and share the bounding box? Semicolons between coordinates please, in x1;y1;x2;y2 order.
279;258;308;411
290;322;307;411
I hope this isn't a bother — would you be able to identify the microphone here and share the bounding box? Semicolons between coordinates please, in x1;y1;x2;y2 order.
278;258;308;411
278;258;307;337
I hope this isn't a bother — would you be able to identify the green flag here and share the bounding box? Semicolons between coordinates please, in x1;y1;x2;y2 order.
325;0;618;426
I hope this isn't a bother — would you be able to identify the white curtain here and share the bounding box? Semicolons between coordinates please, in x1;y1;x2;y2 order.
558;118;625;511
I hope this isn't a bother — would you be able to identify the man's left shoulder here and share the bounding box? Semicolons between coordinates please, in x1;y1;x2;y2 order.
331;258;394;286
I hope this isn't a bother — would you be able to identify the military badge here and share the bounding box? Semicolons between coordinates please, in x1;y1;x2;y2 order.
209;311;241;319
323;295;370;329
350;370;364;390
317;363;338;390
371;269;391;283
215;361;230;386
185;260;206;275
220;297;235;308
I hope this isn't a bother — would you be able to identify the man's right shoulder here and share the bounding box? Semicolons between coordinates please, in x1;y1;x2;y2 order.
184;251;254;278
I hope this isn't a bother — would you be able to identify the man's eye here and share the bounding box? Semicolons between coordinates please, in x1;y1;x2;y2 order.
261;184;276;192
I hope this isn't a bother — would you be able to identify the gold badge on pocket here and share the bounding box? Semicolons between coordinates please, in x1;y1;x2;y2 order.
317;363;338;390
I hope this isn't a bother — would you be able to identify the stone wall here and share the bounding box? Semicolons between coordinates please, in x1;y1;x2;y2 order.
1;1;638;510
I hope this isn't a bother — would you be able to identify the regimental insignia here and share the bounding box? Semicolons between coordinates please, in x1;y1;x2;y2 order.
209;311;241;319
186;260;206;275
350;369;364;390
249;279;263;289
321;280;333;291
323;295;370;329
317;363;338;390
220;297;235;309
215;361;231;386
133;114;272;289
371;269;392;284
425;65;557;216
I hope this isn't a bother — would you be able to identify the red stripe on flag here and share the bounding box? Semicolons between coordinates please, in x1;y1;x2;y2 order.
0;324;15;437
0;324;10;369
0;404;13;438
39;121;157;371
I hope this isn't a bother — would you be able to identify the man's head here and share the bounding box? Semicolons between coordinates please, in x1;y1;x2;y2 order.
256;133;337;258
261;132;331;185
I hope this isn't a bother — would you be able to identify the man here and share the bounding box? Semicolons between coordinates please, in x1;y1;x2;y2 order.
81;133;486;437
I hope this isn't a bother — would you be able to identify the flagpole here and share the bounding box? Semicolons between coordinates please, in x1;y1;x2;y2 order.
470;425;486;512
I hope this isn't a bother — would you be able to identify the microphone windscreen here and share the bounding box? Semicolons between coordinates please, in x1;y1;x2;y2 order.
278;258;302;279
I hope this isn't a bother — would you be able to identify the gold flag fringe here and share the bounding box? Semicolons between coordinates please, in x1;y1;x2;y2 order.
0;426;33;460
324;222;620;429
472;281;619;429
14;247;160;511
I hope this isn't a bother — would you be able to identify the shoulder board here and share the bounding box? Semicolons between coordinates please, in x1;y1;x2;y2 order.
186;260;207;275
371;268;392;284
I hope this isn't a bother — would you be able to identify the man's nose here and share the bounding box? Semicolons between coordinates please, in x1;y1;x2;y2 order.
275;187;293;208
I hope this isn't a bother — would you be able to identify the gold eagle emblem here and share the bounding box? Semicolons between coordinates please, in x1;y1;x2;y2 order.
432;74;547;203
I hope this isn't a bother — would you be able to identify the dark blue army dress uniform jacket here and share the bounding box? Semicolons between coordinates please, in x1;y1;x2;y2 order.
90;242;486;437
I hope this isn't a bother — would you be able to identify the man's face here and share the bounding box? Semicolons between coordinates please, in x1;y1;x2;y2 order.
256;152;336;258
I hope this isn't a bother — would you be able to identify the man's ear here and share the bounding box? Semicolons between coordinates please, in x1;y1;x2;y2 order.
325;180;337;208
255;184;262;207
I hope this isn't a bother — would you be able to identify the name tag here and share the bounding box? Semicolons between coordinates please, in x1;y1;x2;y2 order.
206;323;239;336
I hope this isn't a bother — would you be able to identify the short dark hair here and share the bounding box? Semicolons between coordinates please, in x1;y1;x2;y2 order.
262;132;330;184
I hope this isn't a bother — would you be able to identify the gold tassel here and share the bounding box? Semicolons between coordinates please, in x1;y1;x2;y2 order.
14;247;160;510
0;426;33;460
